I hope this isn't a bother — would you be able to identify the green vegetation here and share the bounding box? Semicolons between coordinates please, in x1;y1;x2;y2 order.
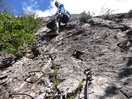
50;63;63;86
0;0;12;14
100;8;113;19
51;63;60;70
67;81;84;99
126;10;132;18
79;11;92;23
67;95;75;99
0;12;44;58
52;68;60;86
126;28;132;35
76;81;83;93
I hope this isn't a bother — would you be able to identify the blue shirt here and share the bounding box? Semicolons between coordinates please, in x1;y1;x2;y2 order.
58;4;65;14
56;4;70;18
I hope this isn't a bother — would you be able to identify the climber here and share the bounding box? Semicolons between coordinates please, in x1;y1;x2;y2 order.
46;1;70;33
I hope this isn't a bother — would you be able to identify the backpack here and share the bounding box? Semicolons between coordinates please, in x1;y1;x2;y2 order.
46;18;56;29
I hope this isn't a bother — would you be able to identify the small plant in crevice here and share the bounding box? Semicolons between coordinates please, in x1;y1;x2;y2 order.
51;63;60;70
76;81;84;93
79;11;92;23
49;63;63;87
52;68;60;86
67;81;84;99
67;95;75;99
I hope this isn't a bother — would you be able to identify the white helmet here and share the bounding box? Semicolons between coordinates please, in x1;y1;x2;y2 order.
55;1;60;7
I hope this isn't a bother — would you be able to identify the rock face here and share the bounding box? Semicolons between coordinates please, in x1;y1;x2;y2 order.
0;13;132;99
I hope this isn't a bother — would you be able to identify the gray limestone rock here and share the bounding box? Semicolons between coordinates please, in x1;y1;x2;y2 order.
1;13;132;99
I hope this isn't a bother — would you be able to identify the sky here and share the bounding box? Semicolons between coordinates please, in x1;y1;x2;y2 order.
5;0;132;17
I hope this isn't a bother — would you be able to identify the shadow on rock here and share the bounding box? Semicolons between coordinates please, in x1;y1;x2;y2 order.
117;40;132;52
99;85;119;99
31;44;41;57
126;57;132;67
118;67;132;79
40;30;58;42
59;24;76;32
118;56;132;79
0;54;14;69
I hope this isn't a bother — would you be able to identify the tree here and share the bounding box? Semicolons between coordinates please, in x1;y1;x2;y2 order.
0;0;11;13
